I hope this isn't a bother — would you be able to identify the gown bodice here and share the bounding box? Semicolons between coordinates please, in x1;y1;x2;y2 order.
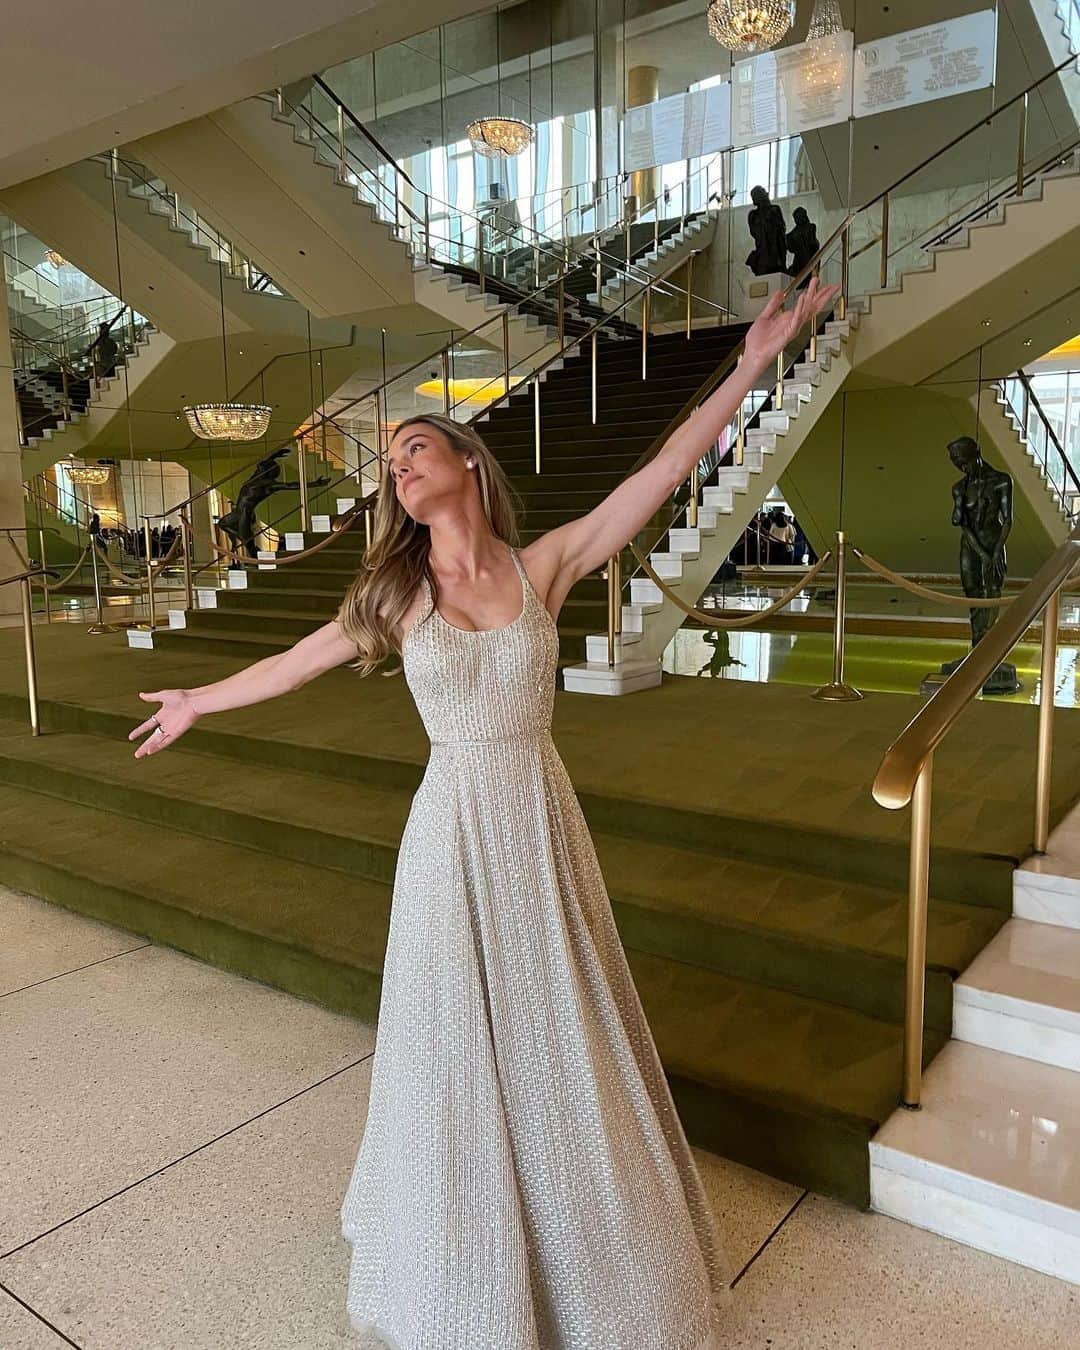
402;544;561;747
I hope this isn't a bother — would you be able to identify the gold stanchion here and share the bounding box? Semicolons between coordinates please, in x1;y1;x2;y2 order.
364;504;373;550
87;522;121;634
685;251;694;339
298;439;310;531
37;526;51;625
902;755;933;1108
606;551;622;667
775;350;784;408
689;464;699;529
442;348;451;415
1034;586;1061;853
180;506;194;610
811;530;862;701
142;519;157;631
20;575;41;736
641;286;649;380
838;228;849;322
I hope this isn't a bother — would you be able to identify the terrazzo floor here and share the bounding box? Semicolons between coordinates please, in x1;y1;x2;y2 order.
2;886;1076;1350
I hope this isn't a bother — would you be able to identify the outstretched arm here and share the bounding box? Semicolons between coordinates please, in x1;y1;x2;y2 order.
526;277;840;613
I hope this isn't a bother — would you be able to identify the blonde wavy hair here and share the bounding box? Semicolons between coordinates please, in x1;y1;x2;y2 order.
336;413;524;676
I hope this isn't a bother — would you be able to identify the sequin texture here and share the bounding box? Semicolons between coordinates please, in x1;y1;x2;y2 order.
340;545;733;1348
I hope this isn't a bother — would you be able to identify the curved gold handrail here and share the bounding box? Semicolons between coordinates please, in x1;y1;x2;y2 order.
872;524;1080;811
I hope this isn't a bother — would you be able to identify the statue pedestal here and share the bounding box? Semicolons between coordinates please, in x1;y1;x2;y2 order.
919;656;1023;697
734;270;789;322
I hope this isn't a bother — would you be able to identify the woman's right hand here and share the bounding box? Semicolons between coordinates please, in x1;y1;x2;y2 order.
129;688;200;759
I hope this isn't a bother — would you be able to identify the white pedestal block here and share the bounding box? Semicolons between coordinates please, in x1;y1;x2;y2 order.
336;497;356;513
285;532;305;552
226;569;249;589
126;627;155;649
257;549;277;570
734;270;788;322
561;657;662;695
311;514;332;533
167;609;187;628
195;588;219;609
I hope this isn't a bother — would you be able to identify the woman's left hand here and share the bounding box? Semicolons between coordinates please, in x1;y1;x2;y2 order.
743;275;842;371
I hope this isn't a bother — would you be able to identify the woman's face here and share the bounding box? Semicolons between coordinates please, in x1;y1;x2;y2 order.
386;422;471;522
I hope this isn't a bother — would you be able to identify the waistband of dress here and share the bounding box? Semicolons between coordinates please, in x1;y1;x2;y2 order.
429;727;552;747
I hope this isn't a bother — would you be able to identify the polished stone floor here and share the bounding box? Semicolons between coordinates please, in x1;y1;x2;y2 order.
2;887;1076;1349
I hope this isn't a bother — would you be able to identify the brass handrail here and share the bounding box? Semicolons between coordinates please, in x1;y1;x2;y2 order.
873;527;1080;811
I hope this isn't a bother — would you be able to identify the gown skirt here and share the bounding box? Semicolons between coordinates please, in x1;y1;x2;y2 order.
340;546;733;1348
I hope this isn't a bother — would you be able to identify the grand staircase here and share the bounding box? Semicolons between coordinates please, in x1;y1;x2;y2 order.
142;324;750;664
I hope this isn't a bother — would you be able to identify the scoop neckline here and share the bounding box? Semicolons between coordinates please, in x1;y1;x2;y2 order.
428;545;528;637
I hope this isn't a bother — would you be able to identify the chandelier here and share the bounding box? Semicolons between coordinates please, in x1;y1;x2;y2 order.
45;250;67;268
803;0;847;89
707;1;796;54
467;116;534;159
807;0;843;39
67;463;111;485
183;402;272;441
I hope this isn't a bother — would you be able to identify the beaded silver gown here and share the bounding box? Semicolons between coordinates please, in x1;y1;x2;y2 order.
340;544;732;1349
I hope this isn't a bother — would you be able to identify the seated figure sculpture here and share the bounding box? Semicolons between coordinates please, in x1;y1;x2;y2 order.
745;185;789;276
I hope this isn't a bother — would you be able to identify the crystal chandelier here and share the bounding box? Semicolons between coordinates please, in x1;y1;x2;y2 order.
707;1;796;55
807;0;843;39
183;403;273;442
467;116;535;159
803;0;847;89
67;463;111;485
465;7;534;158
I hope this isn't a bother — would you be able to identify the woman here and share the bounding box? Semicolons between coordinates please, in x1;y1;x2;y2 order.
129;278;838;1348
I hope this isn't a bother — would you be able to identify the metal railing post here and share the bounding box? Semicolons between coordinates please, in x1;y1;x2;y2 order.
685;251;694;338
143;518;157;630
880;191;890;291
502;312;510;398
20;576;41;736
811;530;862;701
1017;90;1029;198
37;526;51;624
86;524;119;634
775;351;785;408
641;285;649;380
337;104;347;180
607;551;622;667
180;505;194;611
1034;586;1061;853
838;228;849;322
478;226;486;294
557;276;565;349
689;463;699;529
902;756;934;1109
591;330;599;425
533;378;542;474
809;266;820;363
442;347;451;414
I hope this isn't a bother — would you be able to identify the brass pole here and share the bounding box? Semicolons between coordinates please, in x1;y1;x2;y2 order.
557;276;565;349
810;264;820;363
902;755;933;1109
442;347;451;415
591;330;598;425
37;526;51;625
364;504;373;550
337;104;347;180
775;350;784;408
811;530;863;701
143;518;157;630
685;251;694;339
298;439;310;530
838;228;849;322
1017;90;1029;197
20;576;41;736
533;243;540;289
424;195;431;264
612;550;621;638
87;520;119;634
689;464;699;529
180;506;194;610
373;392;384;481
1034;587;1061;853
534;377;541;474
880;191;890;291
502;312;510;398
641;286;649;380
735;358;745;466
478;225;485;294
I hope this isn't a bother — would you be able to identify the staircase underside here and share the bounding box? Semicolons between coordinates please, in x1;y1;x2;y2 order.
5;627;1080;1207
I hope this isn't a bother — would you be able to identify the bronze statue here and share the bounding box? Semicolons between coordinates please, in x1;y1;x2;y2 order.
940;435;1021;693
216;446;330;560
786;207;820;285
745;186;789;276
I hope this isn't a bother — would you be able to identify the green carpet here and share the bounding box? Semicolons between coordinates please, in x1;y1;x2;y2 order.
1;619;1078;1208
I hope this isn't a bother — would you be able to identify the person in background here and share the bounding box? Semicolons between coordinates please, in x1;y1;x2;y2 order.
87;321;120;384
767;508;796;565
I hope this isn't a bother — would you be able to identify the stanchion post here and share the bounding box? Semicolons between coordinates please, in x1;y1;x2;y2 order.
1034;586;1061;853
811;530;862;701
37;527;51;625
20;575;41;736
902;755;933;1109
87;522;120;634
143;519;157;631
180;506;194;610
689;464;699;530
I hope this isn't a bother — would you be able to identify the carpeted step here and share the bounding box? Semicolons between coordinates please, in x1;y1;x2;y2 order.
0;714;1001;1035
0;767;926;1208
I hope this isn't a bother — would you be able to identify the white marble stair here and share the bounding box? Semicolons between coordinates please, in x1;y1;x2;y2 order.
869;1040;1080;1285
564;313;857;694
869;802;1080;1285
